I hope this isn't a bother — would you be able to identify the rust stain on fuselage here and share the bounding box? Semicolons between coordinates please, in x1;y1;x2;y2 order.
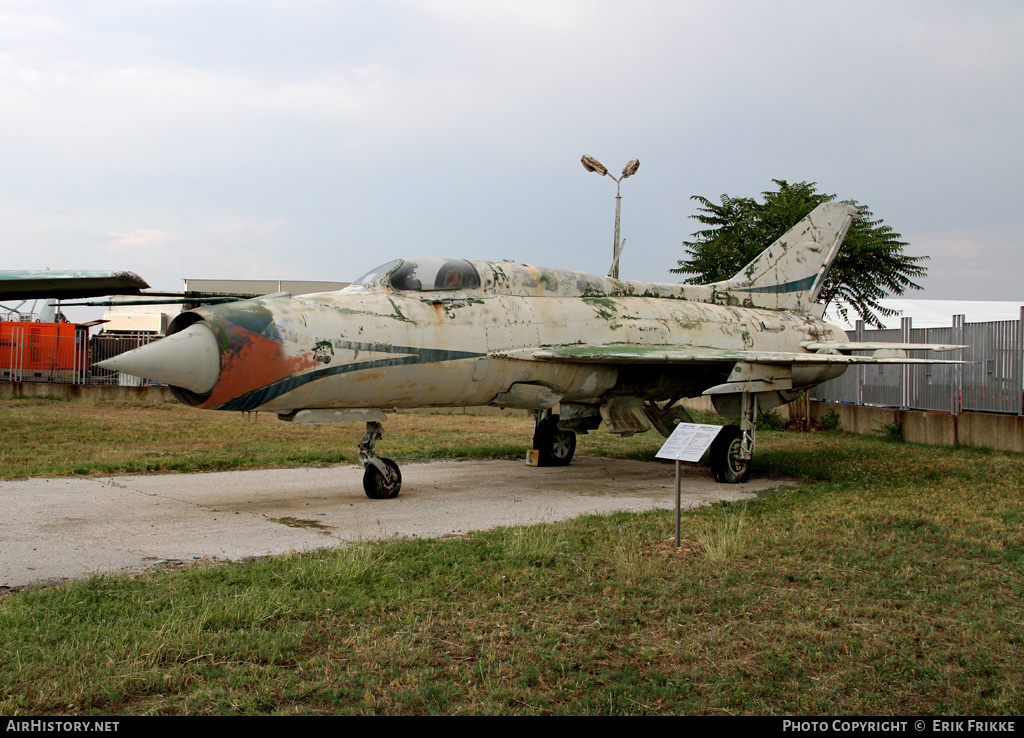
197;314;321;410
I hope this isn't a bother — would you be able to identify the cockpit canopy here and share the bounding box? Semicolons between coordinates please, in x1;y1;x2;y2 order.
353;258;481;292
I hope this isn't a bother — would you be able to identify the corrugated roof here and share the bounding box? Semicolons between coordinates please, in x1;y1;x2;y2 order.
826;300;1024;329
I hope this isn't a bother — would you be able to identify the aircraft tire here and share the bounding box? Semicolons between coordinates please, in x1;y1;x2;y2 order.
710;425;750;484
533;415;576;467
363;458;402;499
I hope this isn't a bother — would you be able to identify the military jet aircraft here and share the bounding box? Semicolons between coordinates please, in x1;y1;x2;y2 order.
98;201;961;498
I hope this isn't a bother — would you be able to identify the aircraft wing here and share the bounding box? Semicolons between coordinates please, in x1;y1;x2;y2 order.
0;270;150;300
494;344;965;365
495;343;965;405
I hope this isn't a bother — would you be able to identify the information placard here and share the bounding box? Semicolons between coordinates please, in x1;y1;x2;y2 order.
655;423;723;463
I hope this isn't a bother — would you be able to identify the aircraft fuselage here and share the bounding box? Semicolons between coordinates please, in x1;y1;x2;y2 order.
163;258;848;415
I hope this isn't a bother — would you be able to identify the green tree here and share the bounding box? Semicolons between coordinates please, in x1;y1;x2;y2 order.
670;179;928;327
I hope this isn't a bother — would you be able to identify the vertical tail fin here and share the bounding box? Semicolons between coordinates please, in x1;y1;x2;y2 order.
710;201;860;313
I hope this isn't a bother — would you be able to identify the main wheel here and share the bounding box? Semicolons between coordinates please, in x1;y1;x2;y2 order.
532;415;576;466
709;425;750;484
363;458;402;499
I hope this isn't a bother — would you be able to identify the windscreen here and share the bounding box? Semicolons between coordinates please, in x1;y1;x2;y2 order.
351;259;402;286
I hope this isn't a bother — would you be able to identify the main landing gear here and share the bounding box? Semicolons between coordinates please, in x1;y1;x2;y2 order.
708;393;756;484
709;426;750;484
359;421;402;499
532;412;576;466
528;398;755;484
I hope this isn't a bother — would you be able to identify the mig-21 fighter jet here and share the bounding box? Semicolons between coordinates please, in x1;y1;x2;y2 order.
99;201;961;498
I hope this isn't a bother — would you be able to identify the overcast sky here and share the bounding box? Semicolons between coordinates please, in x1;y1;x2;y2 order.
2;0;1022;306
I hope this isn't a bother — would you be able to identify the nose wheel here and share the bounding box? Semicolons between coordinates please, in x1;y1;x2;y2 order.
363;458;402;499
359;421;402;499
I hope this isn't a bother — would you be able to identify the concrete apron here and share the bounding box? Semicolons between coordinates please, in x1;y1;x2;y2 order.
0;457;790;590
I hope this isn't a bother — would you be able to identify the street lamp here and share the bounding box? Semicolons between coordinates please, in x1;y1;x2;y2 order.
581;155;639;279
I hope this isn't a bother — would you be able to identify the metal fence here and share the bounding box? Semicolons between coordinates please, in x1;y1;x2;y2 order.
814;308;1024;416
88;332;163;385
1;328;161;386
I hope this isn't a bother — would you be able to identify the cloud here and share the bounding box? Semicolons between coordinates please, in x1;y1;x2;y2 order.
909;226;1024;301
104;229;171;252
0;0;1021;305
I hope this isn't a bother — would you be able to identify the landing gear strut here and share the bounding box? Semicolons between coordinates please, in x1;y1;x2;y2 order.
532;412;576;466
359;421;402;499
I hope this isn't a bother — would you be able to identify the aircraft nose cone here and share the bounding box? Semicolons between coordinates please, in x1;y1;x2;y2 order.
96;322;220;394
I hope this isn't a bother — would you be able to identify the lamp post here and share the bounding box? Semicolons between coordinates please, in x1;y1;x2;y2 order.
581;155;639;279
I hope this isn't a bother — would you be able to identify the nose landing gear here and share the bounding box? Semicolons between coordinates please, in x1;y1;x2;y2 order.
359;421;402;499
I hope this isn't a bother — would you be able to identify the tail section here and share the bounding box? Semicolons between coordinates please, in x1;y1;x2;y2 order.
710;201;860;313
